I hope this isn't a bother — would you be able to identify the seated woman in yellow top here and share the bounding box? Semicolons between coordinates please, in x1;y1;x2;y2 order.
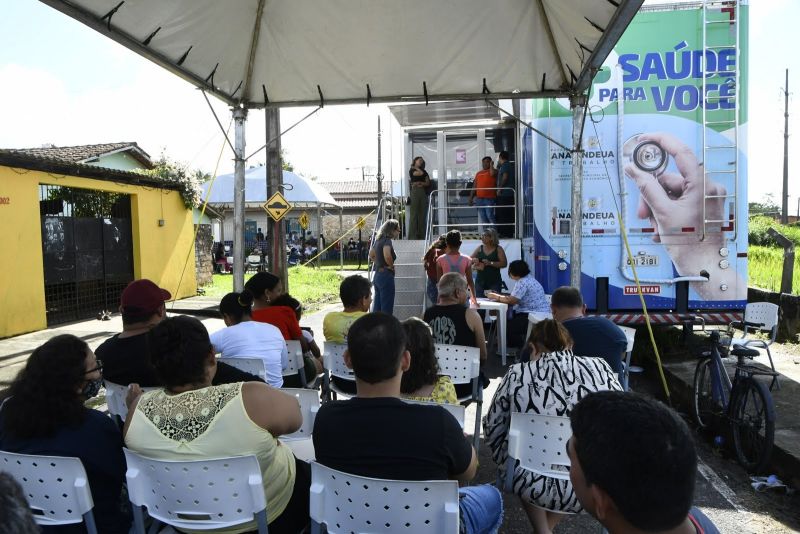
323;274;372;343
400;317;458;404
123;315;309;534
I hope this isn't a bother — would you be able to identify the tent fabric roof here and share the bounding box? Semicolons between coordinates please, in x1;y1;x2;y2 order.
202;168;339;208
40;0;643;108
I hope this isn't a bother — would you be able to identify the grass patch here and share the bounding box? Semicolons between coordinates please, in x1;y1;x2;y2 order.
201;267;344;313
748;245;800;295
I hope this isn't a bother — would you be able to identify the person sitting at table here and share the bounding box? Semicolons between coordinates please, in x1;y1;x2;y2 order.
124;316;310;534
470;228;508;297
550;286;627;382
483;319;621;534
435;230;478;307
485;260;549;352
210;289;288;388
400;317;458;404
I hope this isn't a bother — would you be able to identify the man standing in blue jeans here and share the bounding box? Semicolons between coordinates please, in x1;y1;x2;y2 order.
469;156;497;234
313;313;503;534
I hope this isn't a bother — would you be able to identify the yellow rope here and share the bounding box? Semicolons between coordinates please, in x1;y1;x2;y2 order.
299;208;377;267
171;123;232;308
617;213;671;402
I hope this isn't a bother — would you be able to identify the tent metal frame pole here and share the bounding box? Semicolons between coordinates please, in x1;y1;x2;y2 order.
339;208;344;271
569;95;587;289
232;106;248;292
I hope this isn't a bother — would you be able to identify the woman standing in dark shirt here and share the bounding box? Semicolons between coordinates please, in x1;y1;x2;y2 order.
0;335;130;534
408;156;431;240
369;219;400;314
470;228;508;297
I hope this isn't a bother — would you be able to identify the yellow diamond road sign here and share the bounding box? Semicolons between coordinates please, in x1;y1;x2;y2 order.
262;192;292;222
356;216;366;229
298;212;310;230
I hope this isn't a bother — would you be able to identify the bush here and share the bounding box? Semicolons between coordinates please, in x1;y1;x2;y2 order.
749;245;800;295
748;216;800;248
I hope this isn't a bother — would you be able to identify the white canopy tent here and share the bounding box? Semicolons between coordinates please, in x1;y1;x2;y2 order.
39;0;643;288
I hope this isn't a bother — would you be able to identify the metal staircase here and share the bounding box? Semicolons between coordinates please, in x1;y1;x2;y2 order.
701;0;740;241
392;239;428;321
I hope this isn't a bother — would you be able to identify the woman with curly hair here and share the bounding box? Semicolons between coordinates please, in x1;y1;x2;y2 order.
0;335;131;534
483;319;622;534
400;317;457;404
124;315;310;534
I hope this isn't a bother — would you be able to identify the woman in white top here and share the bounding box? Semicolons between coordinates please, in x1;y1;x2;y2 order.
124;316;309;534
210;290;288;387
483;319;622;534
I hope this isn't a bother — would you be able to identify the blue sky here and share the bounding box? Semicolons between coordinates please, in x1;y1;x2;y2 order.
1;0;797;208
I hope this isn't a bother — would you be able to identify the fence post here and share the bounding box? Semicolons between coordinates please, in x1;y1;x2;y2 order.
767;227;795;294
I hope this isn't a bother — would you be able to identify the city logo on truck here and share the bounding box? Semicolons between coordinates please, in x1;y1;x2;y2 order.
624;285;661;295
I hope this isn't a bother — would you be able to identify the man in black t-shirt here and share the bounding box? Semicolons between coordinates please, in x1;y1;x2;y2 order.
312;313;503;533
550;286;627;382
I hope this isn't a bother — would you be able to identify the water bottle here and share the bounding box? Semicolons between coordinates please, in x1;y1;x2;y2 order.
713;435;725;448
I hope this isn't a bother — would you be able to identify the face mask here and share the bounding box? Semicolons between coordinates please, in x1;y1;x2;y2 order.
82;378;103;400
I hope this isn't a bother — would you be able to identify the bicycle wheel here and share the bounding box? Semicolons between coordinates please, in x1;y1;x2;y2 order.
730;378;775;473
692;358;723;429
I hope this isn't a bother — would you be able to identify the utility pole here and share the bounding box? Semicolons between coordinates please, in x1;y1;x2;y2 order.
266;107;287;291
782;68;790;224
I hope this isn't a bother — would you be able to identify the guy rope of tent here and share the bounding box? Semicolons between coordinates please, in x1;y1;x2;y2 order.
171;119;232;310
299;207;378;268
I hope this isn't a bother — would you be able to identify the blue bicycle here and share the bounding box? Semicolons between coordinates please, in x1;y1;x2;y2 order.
691;328;777;473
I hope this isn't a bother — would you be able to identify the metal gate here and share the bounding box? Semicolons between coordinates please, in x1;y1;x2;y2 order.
39;185;134;325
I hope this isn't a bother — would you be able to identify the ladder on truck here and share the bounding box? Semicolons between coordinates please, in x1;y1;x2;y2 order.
701;0;740;241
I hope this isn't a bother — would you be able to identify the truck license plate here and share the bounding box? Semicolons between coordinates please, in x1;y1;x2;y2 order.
627;255;659;267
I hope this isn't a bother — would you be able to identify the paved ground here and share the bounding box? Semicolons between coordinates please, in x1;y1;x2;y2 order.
1;296;799;532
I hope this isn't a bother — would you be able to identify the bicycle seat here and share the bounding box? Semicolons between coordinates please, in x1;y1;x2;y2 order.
731;346;760;358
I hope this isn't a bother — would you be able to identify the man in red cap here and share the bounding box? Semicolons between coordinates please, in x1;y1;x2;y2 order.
96;279;262;388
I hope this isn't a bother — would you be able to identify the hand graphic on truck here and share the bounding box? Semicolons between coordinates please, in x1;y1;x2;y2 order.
624;132;742;301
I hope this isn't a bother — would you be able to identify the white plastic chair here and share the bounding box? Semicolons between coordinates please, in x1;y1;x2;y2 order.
246;254;262;273
434;344;482;450
402;399;466;429
279;388;320;462
219;356;268;381
503;413;572;491
322;342;355;401
0;450;98;533
729;302;780;389
104;381;157;425
123;449;269;534
309;462;460;534
618;326;638;391
283;340;315;388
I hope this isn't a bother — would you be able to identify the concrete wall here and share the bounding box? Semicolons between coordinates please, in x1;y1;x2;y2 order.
88;152;146;172
0;165;197;338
